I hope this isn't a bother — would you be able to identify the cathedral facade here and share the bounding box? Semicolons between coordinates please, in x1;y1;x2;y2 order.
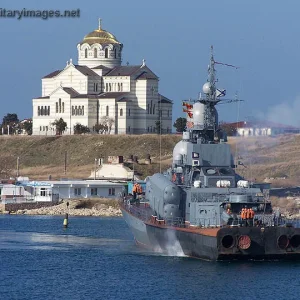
32;21;173;135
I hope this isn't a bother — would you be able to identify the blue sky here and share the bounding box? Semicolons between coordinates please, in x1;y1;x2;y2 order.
1;0;300;126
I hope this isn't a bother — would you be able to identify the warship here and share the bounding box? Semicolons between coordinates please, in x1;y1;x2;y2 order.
120;46;300;260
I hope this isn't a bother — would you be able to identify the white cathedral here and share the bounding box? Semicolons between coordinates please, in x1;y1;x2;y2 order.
32;21;173;135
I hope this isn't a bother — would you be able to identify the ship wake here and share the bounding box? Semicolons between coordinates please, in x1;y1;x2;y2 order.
153;229;186;257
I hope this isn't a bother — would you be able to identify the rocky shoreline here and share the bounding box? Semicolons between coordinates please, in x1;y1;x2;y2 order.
2;199;122;217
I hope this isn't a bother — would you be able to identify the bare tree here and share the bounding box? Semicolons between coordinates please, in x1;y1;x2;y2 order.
100;116;115;134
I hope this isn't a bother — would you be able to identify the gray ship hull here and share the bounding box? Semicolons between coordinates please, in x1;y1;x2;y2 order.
120;207;152;247
121;206;300;260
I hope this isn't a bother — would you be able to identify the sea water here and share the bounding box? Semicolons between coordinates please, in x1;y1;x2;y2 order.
1;215;300;300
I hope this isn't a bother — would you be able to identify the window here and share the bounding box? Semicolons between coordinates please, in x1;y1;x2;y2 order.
120;83;123;91
56;102;58;113
128;126;131;133
40;107;44;116
153;104;155;115
94;48;97;58
105;83;108;91
94;83;98;92
40;188;46;196
91;188;97;196
120;108;123;116
106;105;109;116
82;106;84;116
85;48;88;58
40;126;42;131
38;106;40;116
59;98;62;113
75;188;82;196
105;48;108;58
114;48;117;58
147;104;150;114
109;188;115;196
168;110;170;117
48;106;50;116
62;102;65;113
128;108;131;116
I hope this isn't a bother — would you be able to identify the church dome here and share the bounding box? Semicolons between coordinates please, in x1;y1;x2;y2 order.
80;28;120;45
77;20;123;69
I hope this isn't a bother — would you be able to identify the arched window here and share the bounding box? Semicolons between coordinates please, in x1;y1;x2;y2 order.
38;106;40;116
59;98;62;113
62;102;65;113
114;48;117;58
85;48;88;58
106;105;109;116
120;108;123;116
94;48;97;58
105;48;109;58
153;104;155;115
56;102;58;113
82;106;84;116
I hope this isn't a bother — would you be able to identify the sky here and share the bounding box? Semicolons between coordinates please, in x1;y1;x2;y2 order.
1;0;300;126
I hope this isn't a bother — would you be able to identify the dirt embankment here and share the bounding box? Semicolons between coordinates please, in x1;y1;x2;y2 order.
0;134;181;180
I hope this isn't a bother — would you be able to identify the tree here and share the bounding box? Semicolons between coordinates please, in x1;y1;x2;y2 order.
100;116;114;134
52;118;67;135
2;113;19;126
22;120;33;135
74;123;90;134
219;121;237;136
1;113;19;134
173;117;186;132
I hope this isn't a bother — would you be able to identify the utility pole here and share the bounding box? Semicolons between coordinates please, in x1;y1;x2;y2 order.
94;158;97;180
16;156;20;177
64;151;67;175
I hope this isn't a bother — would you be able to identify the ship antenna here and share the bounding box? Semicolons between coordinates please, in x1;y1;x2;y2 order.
159;93;162;173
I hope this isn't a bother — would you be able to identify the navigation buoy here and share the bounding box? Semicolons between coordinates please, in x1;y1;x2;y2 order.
63;213;69;228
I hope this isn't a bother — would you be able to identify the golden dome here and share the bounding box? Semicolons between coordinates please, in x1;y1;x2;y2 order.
80;28;120;45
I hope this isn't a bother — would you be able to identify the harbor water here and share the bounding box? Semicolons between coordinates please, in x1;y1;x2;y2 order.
1;215;300;300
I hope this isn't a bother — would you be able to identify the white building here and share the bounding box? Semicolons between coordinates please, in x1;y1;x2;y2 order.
233;121;300;137
0;179;125;203
32;20;173;135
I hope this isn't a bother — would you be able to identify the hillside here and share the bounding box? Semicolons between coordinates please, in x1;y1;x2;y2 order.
0;135;181;180
1;134;300;186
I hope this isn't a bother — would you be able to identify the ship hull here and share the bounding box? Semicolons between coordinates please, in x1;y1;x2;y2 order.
121;207;300;260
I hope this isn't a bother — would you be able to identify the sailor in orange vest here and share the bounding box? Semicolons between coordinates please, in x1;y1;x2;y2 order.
132;183;137;199
241;208;246;227
246;208;251;227
249;208;255;227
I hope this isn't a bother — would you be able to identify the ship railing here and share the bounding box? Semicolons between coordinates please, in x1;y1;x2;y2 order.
227;213;300;228
120;199;152;222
